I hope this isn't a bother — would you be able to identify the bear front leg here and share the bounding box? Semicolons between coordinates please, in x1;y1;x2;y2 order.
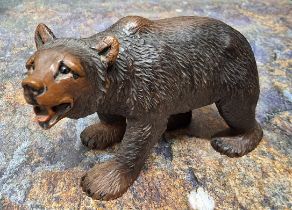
80;116;167;200
80;113;126;150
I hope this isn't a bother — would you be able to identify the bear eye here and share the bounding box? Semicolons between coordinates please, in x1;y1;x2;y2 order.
25;63;34;74
59;64;71;74
56;62;80;80
72;73;79;79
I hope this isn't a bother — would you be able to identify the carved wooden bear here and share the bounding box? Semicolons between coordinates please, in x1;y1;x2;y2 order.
22;16;263;200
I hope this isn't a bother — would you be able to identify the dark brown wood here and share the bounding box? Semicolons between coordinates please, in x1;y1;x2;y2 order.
22;16;263;200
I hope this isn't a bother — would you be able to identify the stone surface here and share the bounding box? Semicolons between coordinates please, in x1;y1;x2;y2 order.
0;0;291;209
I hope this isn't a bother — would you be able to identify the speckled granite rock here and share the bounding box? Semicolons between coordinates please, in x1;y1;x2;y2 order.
0;0;291;209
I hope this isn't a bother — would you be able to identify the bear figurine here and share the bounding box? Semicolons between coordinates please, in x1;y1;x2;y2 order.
22;16;263;200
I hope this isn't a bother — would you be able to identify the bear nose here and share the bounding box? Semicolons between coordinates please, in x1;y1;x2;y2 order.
22;79;46;96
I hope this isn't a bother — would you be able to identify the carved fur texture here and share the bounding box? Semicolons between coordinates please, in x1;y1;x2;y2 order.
22;16;263;200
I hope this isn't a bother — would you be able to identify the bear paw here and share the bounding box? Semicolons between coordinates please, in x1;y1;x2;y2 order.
80;123;125;150
211;125;263;158
211;136;247;157
80;160;133;200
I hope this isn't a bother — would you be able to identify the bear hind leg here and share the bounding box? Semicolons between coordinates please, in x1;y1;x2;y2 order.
211;93;263;157
167;111;192;131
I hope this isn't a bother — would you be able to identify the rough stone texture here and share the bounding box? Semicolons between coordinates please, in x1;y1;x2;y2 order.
0;0;291;209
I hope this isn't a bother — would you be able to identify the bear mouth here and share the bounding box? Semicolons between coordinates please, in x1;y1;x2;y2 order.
33;102;73;129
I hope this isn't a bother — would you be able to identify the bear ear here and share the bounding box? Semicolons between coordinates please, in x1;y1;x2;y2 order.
93;36;120;66
35;23;56;49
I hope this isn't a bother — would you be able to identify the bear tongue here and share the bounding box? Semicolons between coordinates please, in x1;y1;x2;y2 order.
33;106;56;123
33;115;51;123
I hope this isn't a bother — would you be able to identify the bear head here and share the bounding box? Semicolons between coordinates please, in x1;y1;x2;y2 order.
22;24;120;129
